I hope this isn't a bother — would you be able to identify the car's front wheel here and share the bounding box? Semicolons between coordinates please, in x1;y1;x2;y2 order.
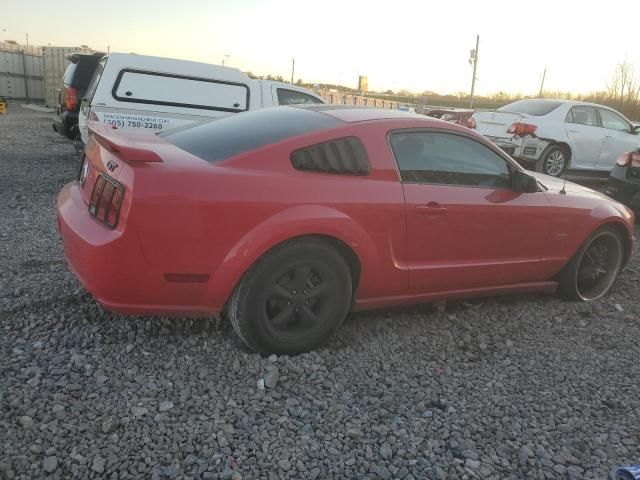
557;226;624;301
540;145;568;177
228;238;352;354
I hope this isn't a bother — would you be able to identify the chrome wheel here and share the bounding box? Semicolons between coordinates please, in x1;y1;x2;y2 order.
544;150;566;177
575;231;623;300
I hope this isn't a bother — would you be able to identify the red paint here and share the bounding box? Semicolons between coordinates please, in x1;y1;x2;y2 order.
57;111;635;317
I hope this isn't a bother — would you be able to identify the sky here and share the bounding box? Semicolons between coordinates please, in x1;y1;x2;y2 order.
3;0;640;96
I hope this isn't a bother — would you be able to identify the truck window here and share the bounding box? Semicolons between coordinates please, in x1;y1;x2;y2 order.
62;63;78;86
113;69;250;112
277;88;323;106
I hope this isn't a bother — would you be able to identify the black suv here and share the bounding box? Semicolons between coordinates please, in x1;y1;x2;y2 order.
53;52;104;139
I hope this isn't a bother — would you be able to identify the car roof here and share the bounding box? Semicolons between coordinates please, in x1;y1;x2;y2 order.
509;98;613;109
296;104;428;123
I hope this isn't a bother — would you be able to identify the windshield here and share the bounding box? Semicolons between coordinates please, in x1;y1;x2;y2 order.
498;100;562;116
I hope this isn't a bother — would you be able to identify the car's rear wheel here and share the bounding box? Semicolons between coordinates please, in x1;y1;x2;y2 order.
228;238;352;354
557;226;624;301
540;145;568;177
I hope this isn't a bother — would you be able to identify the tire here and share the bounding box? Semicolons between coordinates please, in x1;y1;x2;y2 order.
557;226;624;301
539;145;568;177
228;238;352;354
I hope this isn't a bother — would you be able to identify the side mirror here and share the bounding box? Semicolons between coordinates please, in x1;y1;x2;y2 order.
512;170;538;193
633;125;640;134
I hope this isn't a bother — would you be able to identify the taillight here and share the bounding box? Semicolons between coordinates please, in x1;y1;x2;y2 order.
507;122;537;136
78;155;89;186
107;187;123;226
616;153;630;167
466;117;477;129
616;151;640;167
88;173;124;228
65;86;77;110
88;109;99;121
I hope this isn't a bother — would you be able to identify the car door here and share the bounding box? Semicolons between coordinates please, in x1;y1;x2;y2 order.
389;130;551;293
596;107;640;170
564;105;603;167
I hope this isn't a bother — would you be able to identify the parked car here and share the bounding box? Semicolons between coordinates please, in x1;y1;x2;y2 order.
606;148;640;211
52;52;104;139
78;53;324;143
57;106;634;353
421;106;476;129
473;99;640;177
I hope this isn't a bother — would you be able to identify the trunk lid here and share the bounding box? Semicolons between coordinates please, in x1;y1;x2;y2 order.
473;111;528;138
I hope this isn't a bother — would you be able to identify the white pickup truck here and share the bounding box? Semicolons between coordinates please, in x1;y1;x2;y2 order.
79;53;324;143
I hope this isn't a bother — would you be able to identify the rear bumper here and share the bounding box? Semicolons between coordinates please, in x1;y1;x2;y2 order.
485;135;548;166
57;182;219;317
53;111;79;139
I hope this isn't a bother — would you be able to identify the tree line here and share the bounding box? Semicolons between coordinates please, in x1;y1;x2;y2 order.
246;61;640;120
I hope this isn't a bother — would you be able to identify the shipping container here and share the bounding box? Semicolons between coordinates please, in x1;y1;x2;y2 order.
0;41;44;101
42;46;96;107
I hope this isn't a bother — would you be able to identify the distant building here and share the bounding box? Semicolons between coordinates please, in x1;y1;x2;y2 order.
358;75;368;92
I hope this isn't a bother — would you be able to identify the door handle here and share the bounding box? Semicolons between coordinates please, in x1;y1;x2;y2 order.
567;129;578;133
415;203;448;215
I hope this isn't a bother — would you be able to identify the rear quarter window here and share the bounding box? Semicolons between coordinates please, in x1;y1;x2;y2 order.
161;107;341;163
62;63;77;85
85;58;106;103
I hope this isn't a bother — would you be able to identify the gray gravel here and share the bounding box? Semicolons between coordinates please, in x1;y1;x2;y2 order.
1;105;640;479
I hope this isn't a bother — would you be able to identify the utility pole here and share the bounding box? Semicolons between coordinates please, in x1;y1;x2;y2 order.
469;34;479;109
23;32;30;104
538;68;547;98
222;54;230;66
290;58;295;85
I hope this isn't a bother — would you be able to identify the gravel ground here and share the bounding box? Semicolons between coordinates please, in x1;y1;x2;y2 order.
1;106;640;480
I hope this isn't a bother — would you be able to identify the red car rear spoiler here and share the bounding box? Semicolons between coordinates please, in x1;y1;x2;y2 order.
87;121;163;163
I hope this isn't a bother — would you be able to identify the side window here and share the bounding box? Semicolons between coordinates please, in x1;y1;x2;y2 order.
566;106;598;126
85;59;106;103
598;108;631;132
113;70;249;112
565;109;574;123
389;131;511;188
277;89;323;106
62;63;78;85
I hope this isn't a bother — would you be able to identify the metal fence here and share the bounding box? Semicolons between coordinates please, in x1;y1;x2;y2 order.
320;91;399;109
0;42;44;101
0;42;96;105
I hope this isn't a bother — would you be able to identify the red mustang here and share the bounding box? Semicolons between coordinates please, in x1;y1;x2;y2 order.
57;106;635;353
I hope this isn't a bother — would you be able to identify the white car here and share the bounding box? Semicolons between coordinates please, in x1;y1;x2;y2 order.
78;53;324;143
473;99;640;177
